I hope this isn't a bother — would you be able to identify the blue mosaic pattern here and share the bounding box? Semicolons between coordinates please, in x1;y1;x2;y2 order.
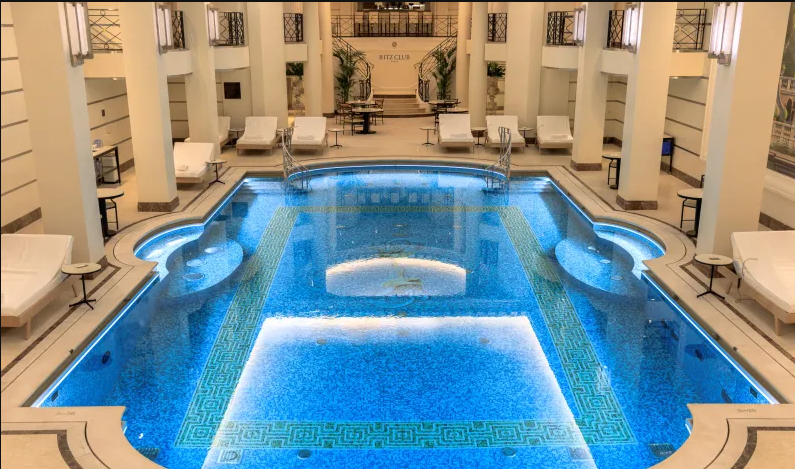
175;205;632;449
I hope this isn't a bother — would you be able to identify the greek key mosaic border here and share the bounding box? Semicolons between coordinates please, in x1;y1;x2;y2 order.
175;205;634;449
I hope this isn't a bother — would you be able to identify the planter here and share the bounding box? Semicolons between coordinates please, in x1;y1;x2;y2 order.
487;76;499;116
291;76;305;116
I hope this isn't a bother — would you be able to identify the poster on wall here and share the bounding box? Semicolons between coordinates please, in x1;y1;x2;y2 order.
770;2;795;179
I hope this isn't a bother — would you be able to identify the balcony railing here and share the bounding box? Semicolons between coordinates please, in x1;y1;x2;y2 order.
172;10;186;50
606;8;707;51
331;13;457;37
284;13;304;43
546;11;574;46
487;13;507;42
219;12;245;46
89;8;122;51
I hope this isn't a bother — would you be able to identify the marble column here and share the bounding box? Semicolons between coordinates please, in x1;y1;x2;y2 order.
455;1;471;107
248;2;289;127
118;2;179;212
319;2;335;116
571;2;611;171
616;2;677;210
697;2;789;255
503;2;544;130
468;2;488;127
303;2;323;117
12;2;105;261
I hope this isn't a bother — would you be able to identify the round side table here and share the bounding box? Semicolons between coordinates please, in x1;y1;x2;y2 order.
97;187;124;239
420;126;435;146
62;263;102;309
518;127;533;146
207;159;227;185
471;126;486;146
328;128;343;148
694;254;733;300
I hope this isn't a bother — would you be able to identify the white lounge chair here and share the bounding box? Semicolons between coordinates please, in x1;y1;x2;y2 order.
291;117;328;154
486;116;525;149
236;116;278;155
174;141;214;184
184;116;231;147
536;115;573;150
731;230;795;335
438;114;475;150
1;234;77;339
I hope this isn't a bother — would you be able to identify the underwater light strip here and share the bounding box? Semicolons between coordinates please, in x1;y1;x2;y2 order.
31;275;160;407
642;273;778;404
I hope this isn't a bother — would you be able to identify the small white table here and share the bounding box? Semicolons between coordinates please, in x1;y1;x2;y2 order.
328;128;343;148
62;263;102;309
471;126;486;146
694;254;733;300
206;159;227;185
420;126;435;146
518;127;533;146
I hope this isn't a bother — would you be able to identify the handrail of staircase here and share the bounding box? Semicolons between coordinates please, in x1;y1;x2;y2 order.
485;127;511;190
415;36;456;101
332;36;374;100
281;127;310;190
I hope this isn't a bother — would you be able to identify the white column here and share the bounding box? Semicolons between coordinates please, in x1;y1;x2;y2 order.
455;2;471;106
248;2;289;127
319;2;335;116
183;2;221;160
699;60;719;159
303;2;323;117
119;3;179;212
468;2;487;127
697;2;789;256
571;2;611;171
12;2;104;262
616;3;676;209
503;2;544;130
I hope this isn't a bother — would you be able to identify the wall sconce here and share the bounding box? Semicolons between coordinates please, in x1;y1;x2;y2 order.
709;2;737;65
622;3;640;53
573;5;586;46
207;6;220;46
156;4;173;53
64;2;93;66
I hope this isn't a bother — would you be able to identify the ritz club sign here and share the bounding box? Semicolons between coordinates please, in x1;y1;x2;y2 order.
379;53;411;63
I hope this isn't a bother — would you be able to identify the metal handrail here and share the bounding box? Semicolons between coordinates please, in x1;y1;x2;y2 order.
487;13;507;43
331;13;457;37
332;36;374;101
282;127;310;191
485;127;511;190
219;12;245;47
546;11;574;46
89;8;122;51
415;36;456;101
284;13;303;43
607;8;707;51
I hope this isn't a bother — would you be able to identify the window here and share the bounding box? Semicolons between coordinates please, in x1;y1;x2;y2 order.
224;82;241;100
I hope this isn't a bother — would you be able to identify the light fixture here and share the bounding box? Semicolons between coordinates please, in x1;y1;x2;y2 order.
207;6;220;46
573;5;587;46
622;3;641;53
156;4;173;53
63;2;93;66
708;2;737;65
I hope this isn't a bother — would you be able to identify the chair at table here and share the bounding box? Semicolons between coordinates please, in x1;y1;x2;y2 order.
374;98;385;125
680;175;705;228
342;107;364;135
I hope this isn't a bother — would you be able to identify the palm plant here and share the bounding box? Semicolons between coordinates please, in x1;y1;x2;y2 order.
487;62;505;78
334;48;366;103
286;62;304;77
431;45;457;100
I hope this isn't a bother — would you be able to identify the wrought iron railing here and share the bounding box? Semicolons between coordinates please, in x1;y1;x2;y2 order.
172;10;186;50
89;9;122;51
546;11;574;46
487;13;507;43
607;8;707;51
606;10;624;49
673;9;707;50
415;36;457;101
331;13;457;37
282;127;311;191
284;13;303;43
219;12;245;46
485;127;512;190
332;36;373;101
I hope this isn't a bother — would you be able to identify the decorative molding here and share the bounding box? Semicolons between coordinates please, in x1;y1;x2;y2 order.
616;195;658;210
86;92;127;106
1;149;32;162
665;116;703;132
0;207;41;234
0;119;27;129
569;161;602;171
89;115;129;131
138;196;179;213
0;178;36;197
0;88;23;95
667;94;706;106
118;157;135;174
759;212;793;231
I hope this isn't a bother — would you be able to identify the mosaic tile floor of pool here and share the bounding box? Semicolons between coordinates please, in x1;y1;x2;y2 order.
39;172;772;469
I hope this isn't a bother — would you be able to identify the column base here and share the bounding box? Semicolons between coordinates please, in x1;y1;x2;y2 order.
616;195;658;210
569;161;603;171
138;196;179;213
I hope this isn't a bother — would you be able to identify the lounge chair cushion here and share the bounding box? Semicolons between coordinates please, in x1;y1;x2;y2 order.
237;116;277;144
486;116;525;145
732;231;795;314
439;114;474;143
174;142;213;179
293;117;326;146
1;234;73;317
537;116;573;144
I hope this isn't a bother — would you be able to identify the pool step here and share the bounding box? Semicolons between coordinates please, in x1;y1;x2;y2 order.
136;447;161;462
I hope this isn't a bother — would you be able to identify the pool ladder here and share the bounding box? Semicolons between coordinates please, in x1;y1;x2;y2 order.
484;127;511;191
282;127;311;191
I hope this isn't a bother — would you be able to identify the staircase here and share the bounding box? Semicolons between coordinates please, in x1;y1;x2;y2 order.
374;95;432;118
415;37;457;102
332;36;374;101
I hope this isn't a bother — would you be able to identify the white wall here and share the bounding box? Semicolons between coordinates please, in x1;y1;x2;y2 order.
85;79;134;168
168;76;224;139
1;1;39;230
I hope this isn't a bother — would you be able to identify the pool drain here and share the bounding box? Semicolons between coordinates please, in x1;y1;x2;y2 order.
396;311;407;317
101;351;112;364
587;246;596;251
501;447;516;457
183;273;204;281
298;449;312;459
186;259;205;267
599;259;612;264
204;247;222;254
610;275;623;281
316;338;327;345
479;337;490;345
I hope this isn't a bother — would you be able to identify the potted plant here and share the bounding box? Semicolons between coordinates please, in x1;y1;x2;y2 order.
486;62;505;115
286;63;305;116
431;45;457;100
334;48;366;104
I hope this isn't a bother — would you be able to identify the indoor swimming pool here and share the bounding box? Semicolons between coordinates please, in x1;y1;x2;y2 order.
34;168;775;469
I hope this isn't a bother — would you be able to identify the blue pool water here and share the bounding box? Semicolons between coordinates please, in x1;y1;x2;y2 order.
36;169;774;469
